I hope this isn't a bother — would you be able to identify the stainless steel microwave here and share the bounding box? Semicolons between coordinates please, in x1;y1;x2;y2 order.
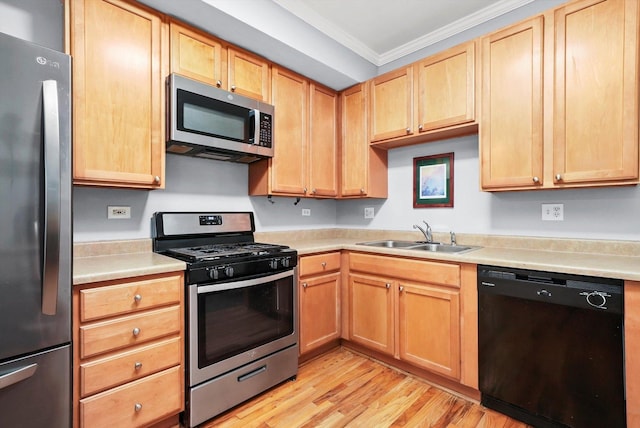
167;73;274;163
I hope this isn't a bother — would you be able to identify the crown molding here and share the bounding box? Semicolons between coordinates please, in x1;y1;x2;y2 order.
273;0;534;66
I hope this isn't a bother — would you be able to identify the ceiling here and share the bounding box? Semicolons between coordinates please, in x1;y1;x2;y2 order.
269;0;532;66
138;0;554;89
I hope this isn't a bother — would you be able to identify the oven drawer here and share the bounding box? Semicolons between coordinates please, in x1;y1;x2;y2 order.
79;365;182;428
79;274;182;322
299;251;341;276
79;306;181;359
80;337;181;397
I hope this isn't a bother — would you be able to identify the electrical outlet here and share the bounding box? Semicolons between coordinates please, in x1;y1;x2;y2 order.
364;207;374;219
301;208;311;217
107;206;131;219
541;203;564;221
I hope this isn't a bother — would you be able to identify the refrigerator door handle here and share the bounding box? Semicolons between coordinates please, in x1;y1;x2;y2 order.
0;364;38;390
41;80;61;316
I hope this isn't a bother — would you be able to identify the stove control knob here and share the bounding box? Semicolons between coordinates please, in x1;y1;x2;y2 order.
225;266;234;278
208;269;219;280
282;257;291;268
269;259;279;270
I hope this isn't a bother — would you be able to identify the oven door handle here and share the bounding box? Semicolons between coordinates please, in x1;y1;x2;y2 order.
196;270;294;294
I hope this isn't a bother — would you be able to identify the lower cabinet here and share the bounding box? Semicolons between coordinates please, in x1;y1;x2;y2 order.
348;252;473;383
73;272;185;428
298;252;341;356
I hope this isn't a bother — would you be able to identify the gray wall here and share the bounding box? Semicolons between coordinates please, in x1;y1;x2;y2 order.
0;0;64;51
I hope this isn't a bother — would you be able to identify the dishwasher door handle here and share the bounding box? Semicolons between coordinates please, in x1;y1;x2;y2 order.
537;289;552;297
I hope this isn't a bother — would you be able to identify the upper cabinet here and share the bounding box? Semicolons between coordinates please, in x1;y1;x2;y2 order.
340;83;388;198
249;66;338;197
481;0;639;191
70;0;167;189
169;21;271;102
369;41;478;149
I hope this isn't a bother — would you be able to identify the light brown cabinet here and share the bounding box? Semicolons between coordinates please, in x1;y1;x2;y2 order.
249;66;338;197
72;272;185;428
481;0;639;190
298;252;341;356
368;41;478;149
340;83;388;198
169;22;271;102
70;0;166;189
347;253;463;380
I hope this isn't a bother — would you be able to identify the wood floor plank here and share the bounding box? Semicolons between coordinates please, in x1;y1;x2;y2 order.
202;348;531;428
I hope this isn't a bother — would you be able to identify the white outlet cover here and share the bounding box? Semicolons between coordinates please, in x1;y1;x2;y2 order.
364;207;374;219
541;203;564;221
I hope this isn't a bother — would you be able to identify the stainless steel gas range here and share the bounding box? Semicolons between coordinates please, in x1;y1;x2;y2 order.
152;212;298;427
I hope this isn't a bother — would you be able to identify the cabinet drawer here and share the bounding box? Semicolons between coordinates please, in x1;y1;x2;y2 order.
79;274;182;322
300;252;341;276
80;306;181;359
349;252;460;287
80;337;181;397
79;366;182;428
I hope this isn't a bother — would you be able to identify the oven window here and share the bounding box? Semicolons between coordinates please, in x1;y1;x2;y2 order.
198;276;294;367
177;89;251;143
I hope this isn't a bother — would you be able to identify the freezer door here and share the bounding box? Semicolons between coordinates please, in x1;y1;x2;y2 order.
0;345;71;427
0;32;71;360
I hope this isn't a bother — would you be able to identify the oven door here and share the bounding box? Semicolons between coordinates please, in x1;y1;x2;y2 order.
188;269;297;387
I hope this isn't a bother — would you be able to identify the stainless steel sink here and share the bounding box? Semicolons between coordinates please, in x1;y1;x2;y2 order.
356;240;424;248
356;240;479;253
412;243;479;253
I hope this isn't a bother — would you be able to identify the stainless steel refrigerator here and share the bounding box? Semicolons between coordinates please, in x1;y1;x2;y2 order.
0;31;71;427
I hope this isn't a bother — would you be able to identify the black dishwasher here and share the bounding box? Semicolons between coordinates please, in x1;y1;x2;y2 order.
478;265;625;428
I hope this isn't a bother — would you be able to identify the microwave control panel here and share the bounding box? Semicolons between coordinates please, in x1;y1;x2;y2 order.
259;112;272;148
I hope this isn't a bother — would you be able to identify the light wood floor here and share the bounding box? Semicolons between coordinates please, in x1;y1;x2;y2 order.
202;347;530;428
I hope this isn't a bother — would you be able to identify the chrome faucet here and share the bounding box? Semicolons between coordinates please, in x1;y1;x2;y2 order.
413;221;432;243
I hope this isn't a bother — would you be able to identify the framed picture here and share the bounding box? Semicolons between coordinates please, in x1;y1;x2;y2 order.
413;152;454;208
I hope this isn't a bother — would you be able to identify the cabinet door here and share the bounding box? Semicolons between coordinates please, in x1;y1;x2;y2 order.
71;0;165;188
309;83;338;197
169;21;226;88
417;41;475;132
348;274;394;355
228;47;270;102
341;83;369;197
480;17;544;190
369;67;414;142
398;281;460;379
299;272;341;355
553;0;639;185
270;66;308;195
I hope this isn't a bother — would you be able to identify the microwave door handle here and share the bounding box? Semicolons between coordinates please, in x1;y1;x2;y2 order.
42;80;61;316
251;108;259;145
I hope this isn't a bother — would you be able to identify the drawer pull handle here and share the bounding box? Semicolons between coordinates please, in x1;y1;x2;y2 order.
385;283;391;289
132;327;140;337
399;285;404;292
302;282;308;288
134;403;142;412
134;362;142;370
133;294;142;303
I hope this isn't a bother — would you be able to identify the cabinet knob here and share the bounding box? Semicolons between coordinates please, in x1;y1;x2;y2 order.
153;175;160;184
302;282;308;288
555;174;562;181
231;85;236;91
532;176;540;183
216;80;222;87
134;403;142;412
133;294;142;303
418;125;423;131
132;327;140;337
405;128;411;133
303;187;308;193
312;188;317;194
360;188;365;194
385;283;391;289
134;362;142;370
399;285;404;292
